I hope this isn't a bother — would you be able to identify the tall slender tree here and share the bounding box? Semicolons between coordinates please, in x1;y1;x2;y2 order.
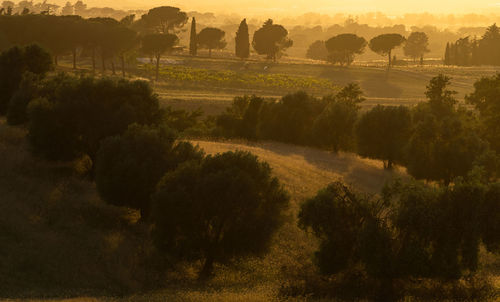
235;18;250;59
444;42;451;65
189;17;197;56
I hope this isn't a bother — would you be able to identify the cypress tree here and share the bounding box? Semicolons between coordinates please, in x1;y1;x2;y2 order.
189;17;197;56
235;18;250;59
444;42;450;65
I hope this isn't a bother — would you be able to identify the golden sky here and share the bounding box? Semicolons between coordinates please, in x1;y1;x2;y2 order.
78;0;500;14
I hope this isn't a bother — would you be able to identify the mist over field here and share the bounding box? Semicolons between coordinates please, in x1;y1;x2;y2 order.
0;0;499;301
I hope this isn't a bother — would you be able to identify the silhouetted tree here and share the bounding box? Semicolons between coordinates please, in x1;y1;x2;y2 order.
306;40;328;61
444;42;451;65
152;151;289;279
466;74;500;153
61;1;73;15
252;19;293;61
312;84;364;152
0;44;51;114
139;6;187;34
189;17;197;56
369;33;406;66
325;34;366;66
235;18;250;59
404;32;430;64
356;105;412;169
197;27;226;57
28;76;162;163
95;124;204;219
406;75;486;185
141;33;178;81
6;72;39;125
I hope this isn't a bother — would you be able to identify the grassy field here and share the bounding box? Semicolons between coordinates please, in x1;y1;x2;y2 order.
0;117;409;302
142;56;500;115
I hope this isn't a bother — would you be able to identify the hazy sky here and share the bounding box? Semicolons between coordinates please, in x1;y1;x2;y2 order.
75;0;500;14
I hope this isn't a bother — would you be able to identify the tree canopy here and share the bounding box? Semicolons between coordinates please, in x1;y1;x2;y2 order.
197;27;226;57
152;151;289;279
252;19;293;61
325;34;366;66
369;33;406;66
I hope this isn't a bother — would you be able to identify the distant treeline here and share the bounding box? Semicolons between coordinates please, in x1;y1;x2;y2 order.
444;24;500;66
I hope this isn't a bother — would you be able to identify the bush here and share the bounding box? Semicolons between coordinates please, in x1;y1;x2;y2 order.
152;151;289;279
95;124;204;219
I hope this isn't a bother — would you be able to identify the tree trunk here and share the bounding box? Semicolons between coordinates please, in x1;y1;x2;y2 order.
121;54;126;77
198;255;214;281
387;159;393;170
101;56;106;74
54;55;58;66
111;59;116;75
72;48;77;69
155;54;160;81
92;49;96;73
140;205;150;222
388;50;392;67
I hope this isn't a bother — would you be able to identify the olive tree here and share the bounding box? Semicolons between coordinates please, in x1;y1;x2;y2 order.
152;151;289;279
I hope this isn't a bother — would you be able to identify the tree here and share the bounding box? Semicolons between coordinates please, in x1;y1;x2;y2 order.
152;151;289;279
6;72;39;125
356;105;412;169
61;1;73;15
306;40;328;61
404;32;430;64
444;42;451;65
466;74;500;153
0;44;51;115
299;181;376;275
257;91;325;145
141;33;178;81
235;18;250;59
325;34;367;66
405;75;487;185
189;17;197;56
369;34;406;66
140;6;188;34
197;27;226;57
312;84;365;152
28;76;162;164
95;124;204;219
252;19;293;61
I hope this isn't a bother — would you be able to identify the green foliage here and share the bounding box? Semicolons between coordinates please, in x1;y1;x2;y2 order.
258;91;325;145
28;75;162;163
6;72;40;125
299;181;374;275
466;74;500;153
356;105;412;169
197;27;226;56
252;19;293;61
325;34;367;66
147;64;336;92
0;44;51;114
406;75;486;184
312;84;364;152
152;151;289;279
216;95;264;139
235;18;250;59
95;124;204;219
